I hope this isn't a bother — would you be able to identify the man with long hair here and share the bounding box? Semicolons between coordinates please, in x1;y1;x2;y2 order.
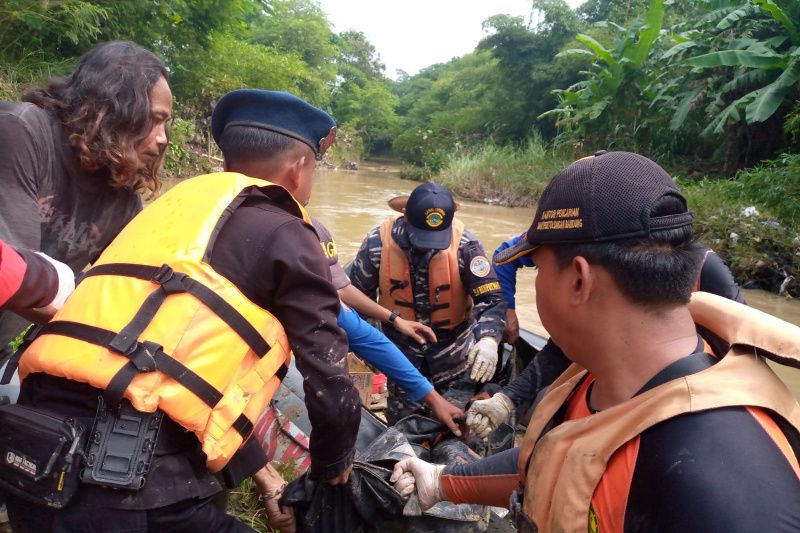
0;41;172;362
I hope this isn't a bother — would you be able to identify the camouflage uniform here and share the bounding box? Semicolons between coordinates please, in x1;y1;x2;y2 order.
350;217;505;423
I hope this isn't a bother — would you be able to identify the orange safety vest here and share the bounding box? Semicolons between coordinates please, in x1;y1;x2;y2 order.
377;216;470;329
19;172;307;473
517;291;800;533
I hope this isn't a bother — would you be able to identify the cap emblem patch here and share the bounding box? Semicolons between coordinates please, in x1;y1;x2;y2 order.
425;208;445;228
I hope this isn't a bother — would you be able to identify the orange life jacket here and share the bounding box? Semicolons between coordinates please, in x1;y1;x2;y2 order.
377;216;469;329
517;292;800;533
19;172;307;473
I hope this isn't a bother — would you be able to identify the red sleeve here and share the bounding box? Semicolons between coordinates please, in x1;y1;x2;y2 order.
441;448;522;508
0;240;26;307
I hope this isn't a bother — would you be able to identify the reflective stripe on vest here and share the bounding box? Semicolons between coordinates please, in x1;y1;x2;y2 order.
19;172;307;473
377;216;469;329
517;292;800;532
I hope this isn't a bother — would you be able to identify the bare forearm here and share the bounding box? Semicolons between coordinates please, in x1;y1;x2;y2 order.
339;283;391;322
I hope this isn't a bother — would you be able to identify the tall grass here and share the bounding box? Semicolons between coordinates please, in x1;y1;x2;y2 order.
436;135;573;207
681;177;799;296
734;153;800;229
0;56;73;100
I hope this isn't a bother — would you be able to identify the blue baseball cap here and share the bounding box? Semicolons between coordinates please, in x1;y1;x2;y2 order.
211;89;336;159
404;183;456;250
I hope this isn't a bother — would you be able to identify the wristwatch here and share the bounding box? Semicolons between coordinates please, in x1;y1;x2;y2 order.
387;310;400;324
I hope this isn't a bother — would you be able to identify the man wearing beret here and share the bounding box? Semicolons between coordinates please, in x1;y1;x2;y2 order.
6;89;359;532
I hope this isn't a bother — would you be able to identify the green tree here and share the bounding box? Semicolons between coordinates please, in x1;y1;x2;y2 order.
331;30;397;154
654;0;799;170
542;0;666;149
0;0;109;61
679;0;800;133
170;31;312;114
478;2;584;140
336;31;386;78
249;0;338;105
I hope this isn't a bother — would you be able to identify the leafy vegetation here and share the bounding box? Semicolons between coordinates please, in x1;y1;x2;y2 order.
682;176;799;295
436;137;573;207
389;0;798;294
0;0;398;163
1;0;797;292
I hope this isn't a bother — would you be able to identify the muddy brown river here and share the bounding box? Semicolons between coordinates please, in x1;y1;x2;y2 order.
307;162;800;397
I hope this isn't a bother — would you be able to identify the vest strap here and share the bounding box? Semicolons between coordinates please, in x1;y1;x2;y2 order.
37;320;286;441
232;414;254;439
522;374;588;479
108;284;173;356
41;321;225;407
433;284;451;302
83;264;271;357
388;279;409;295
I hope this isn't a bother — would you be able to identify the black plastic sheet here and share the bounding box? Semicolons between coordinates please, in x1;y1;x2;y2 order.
281;422;492;532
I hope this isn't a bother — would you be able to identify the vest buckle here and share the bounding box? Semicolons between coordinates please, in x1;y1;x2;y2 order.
152;264;187;295
109;332;138;356
152;264;174;284
129;341;160;372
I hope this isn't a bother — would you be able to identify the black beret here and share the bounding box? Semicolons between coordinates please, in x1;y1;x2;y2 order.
211;89;336;159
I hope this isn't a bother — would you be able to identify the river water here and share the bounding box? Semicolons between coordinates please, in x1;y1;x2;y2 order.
307;162;800;397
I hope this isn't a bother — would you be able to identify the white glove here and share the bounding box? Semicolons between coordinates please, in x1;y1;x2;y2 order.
34;252;75;309
466;392;514;439
390;457;445;511
466;337;499;383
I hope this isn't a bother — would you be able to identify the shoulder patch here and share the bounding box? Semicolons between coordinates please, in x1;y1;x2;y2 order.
470;255;491;278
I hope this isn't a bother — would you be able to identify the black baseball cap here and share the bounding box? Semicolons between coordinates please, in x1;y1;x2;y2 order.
404;183;456;250
495;151;694;264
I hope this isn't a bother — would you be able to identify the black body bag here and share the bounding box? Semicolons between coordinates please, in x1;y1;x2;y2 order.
0;404;86;508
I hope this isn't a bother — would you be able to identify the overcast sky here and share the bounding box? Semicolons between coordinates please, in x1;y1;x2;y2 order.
318;0;585;79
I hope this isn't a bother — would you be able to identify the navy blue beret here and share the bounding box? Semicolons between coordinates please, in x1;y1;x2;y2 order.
211;89;336;159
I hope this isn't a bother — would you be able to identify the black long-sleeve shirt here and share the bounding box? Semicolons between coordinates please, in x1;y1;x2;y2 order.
209;187;360;480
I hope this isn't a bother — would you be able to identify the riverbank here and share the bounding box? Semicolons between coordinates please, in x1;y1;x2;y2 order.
398;143;799;297
160;129;797;298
